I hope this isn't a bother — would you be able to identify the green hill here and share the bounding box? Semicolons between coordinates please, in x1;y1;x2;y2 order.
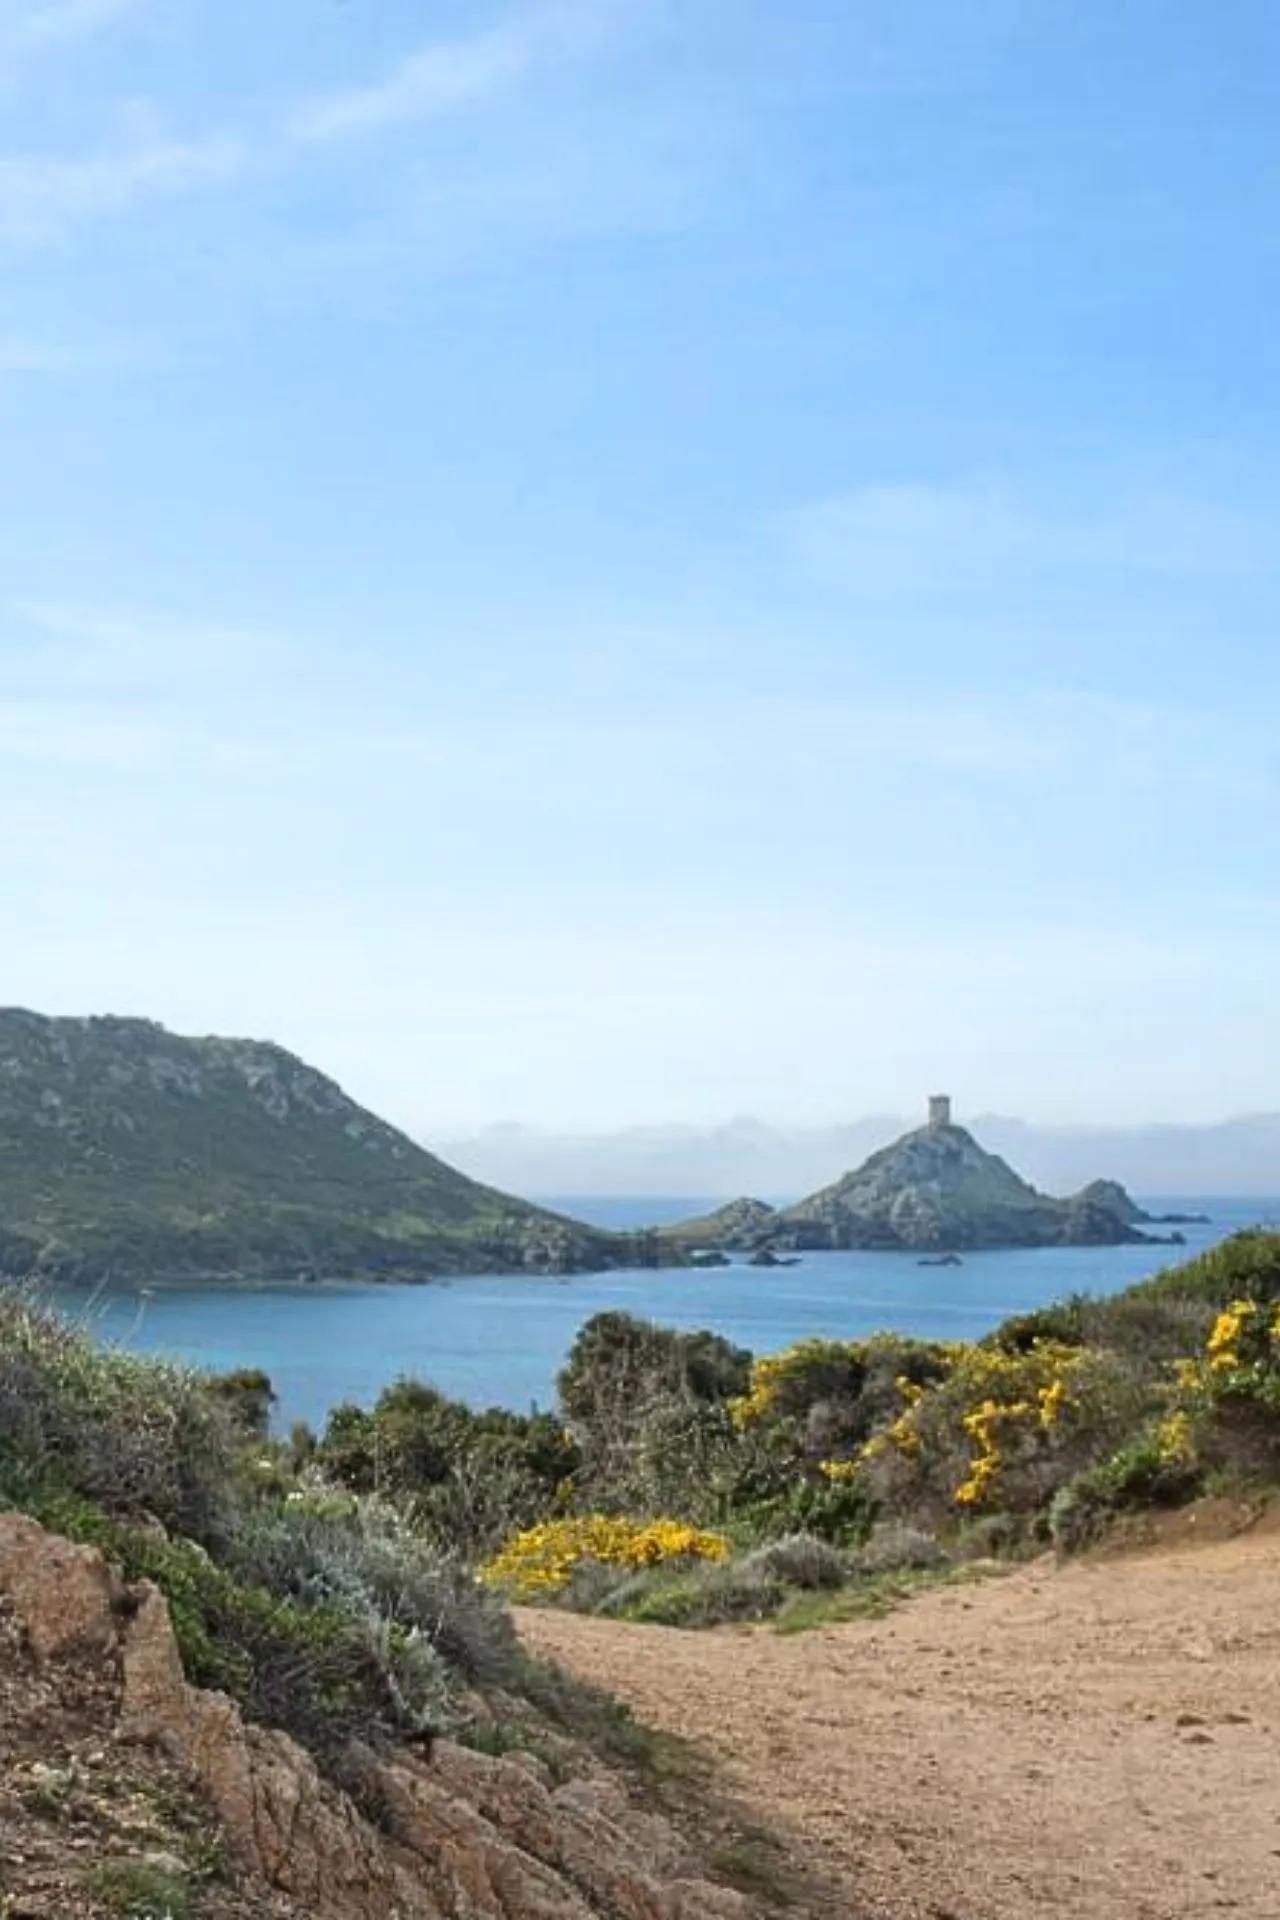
0;1010;630;1282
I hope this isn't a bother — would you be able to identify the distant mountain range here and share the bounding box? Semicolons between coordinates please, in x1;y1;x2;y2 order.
0;1011;634;1283
444;1111;1280;1203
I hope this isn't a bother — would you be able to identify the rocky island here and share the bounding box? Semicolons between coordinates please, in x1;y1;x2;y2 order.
664;1096;1175;1255
0;1010;663;1284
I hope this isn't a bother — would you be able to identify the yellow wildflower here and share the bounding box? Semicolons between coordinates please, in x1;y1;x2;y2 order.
1206;1300;1255;1373
481;1513;730;1600
1037;1378;1069;1429
1155;1409;1195;1465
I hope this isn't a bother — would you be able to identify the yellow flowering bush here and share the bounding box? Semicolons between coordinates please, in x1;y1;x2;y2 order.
720;1321;1160;1529
726;1337;960;1537
849;1337;1127;1517
480;1514;730;1600
1050;1277;1280;1551
1208;1299;1252;1371
728;1335;958;1436
728;1340;866;1428
948;1343;1088;1507
1171;1297;1280;1420
858;1374;928;1464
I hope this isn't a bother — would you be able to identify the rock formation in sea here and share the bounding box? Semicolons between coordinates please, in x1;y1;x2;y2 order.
665;1097;1161;1254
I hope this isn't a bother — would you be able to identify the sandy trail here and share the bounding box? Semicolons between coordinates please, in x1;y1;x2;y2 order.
519;1522;1280;1919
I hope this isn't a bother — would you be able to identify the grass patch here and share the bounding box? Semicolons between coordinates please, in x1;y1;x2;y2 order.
708;1829;797;1906
595;1559;786;1628
81;1859;191;1920
772;1559;1002;1634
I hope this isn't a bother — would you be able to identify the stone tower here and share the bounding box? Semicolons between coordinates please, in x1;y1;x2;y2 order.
928;1093;952;1130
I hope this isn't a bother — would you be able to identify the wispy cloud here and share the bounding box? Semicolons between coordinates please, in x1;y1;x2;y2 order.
0;333;77;372
8;598;285;692
782;477;1279;594
0;130;245;243
0;0;645;248
290;0;636;145
6;0;145;49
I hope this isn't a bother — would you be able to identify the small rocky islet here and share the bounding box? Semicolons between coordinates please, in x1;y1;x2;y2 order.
661;1094;1186;1259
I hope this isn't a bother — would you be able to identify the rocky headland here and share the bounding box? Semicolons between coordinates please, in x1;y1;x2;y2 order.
664;1099;1173;1255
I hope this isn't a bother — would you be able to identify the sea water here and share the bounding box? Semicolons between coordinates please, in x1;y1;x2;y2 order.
40;1197;1275;1431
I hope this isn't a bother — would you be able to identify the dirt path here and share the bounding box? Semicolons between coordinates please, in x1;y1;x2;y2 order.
519;1522;1280;1919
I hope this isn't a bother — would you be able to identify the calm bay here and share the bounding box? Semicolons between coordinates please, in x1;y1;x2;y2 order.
41;1195;1275;1430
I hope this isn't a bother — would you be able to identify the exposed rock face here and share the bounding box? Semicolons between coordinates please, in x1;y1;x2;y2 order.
0;1514;749;1920
660;1198;778;1252
1074;1178;1148;1226
0;1517;117;1667
779;1121;1151;1252
0;1010;642;1283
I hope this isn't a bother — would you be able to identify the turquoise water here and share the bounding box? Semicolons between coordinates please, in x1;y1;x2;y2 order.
41;1197;1275;1430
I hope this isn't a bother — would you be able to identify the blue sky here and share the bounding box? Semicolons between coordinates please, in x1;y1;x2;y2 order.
2;0;1278;1137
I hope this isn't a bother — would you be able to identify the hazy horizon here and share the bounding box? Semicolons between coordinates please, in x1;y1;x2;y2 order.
441;1105;1280;1201
3;2;1278;1128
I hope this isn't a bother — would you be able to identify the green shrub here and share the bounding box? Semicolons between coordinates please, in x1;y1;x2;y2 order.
1060;1289;1210;1379
318;1380;579;1556
82;1858;191;1919
1049;1431;1201;1552
207;1368;275;1440
0;1293;237;1542
1141;1232;1280;1310
850;1523;948;1576
0;1300;539;1767
560;1313;751;1430
578;1535;848;1629
989;1299;1091;1353
738;1461;874;1545
225;1496;518;1691
20;1489;446;1757
729;1334;953;1445
861;1338;1150;1528
737;1532;846;1589
595;1557;787;1628
556;1314;752;1521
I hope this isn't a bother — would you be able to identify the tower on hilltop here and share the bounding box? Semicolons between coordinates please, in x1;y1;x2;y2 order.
927;1094;952;1130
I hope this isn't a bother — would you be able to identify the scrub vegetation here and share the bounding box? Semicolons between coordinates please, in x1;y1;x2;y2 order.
4;1228;1279;1775
315;1232;1280;1627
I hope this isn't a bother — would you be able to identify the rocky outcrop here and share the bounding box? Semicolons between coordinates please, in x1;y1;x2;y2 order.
661;1114;1161;1257
1074;1179;1206;1230
1073;1178;1148;1226
0;1517;117;1667
779;1116;1153;1253
659;1198;778;1253
0;1513;749;1920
